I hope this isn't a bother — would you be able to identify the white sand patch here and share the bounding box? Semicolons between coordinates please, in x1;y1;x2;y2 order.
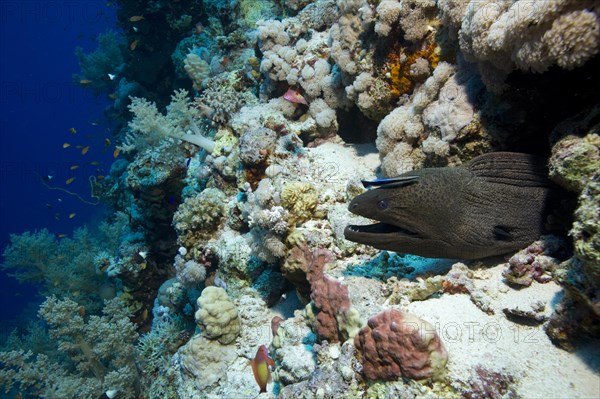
406;264;600;398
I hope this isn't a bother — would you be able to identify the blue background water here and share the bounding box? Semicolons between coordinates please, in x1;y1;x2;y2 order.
0;1;117;325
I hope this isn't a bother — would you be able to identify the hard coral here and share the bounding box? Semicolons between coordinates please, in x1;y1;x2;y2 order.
303;247;362;343
281;181;320;227
502;236;568;287
354;309;448;381
194;286;240;345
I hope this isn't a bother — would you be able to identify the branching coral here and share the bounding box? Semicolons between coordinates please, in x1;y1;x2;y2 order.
1;228;112;312
119;89;214;154
0;297;139;398
173;187;227;247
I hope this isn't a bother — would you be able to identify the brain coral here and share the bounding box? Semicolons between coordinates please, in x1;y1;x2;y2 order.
195;286;241;344
354;309;448;381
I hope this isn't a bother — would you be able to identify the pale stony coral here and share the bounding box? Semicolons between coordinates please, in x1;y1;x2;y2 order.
195;286;241;345
196;73;258;126
174;254;207;288
183;53;210;90
281;181;320;227
375;0;437;42
448;0;600;91
174;335;236;391
375;59;487;175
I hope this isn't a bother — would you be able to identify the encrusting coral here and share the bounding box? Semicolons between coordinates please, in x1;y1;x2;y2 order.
303;247;363;343
354;309;448;381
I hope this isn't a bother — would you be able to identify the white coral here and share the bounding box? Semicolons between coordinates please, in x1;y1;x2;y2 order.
452;0;600;90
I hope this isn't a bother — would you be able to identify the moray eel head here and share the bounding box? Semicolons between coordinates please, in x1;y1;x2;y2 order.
345;167;458;256
344;152;569;260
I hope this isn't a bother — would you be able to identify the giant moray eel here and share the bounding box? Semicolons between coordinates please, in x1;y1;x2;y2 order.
345;152;568;260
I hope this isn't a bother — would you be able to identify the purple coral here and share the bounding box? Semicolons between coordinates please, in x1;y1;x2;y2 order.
305;247;355;343
463;366;516;399
502;236;567;286
354;309;447;381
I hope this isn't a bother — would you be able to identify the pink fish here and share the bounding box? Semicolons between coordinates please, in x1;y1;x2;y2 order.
250;345;275;393
283;88;308;105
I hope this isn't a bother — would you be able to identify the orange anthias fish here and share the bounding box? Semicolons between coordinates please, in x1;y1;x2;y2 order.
129;15;144;22
250;345;275;394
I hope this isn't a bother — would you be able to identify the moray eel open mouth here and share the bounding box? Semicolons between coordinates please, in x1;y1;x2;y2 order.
345;222;419;238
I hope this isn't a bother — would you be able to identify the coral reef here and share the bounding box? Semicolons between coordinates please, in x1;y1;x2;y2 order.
5;0;600;398
354;309;448;381
544;107;600;348
502;236;569;287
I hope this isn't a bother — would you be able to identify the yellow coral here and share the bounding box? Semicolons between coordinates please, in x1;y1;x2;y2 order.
281;182;319;227
386;37;440;98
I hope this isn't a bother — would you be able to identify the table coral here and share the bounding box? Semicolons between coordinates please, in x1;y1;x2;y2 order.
354;309;448;381
195;286;241;344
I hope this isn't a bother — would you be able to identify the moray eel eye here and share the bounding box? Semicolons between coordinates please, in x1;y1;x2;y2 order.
377;199;388;211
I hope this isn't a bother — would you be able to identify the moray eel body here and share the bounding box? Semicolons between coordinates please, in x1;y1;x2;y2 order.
345;152;566;260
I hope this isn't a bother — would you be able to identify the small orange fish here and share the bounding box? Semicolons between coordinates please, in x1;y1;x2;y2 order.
96;175;105;180
75;145;83;149
79;79;92;85
69;127;77;134
70;165;79;170
66;177;75;185
104;138;111;146
69;213;76;219
250;345;275;394
90;161;101;165
113;148;120;158
108;93;118;100
129;15;144;22
63;143;71;148
81;146;90;155
57;234;67;238
130;39;138;50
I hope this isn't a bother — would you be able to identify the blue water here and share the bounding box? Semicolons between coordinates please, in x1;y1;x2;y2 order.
0;1;117;322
